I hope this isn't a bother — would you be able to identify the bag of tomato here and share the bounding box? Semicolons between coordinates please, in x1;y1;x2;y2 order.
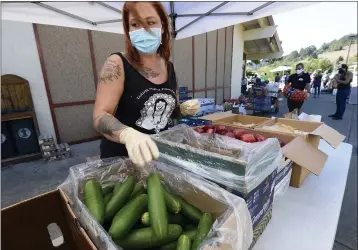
283;85;307;102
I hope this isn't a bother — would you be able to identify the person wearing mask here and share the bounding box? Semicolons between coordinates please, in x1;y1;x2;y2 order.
93;2;200;167
275;73;281;83
313;70;322;98
286;63;311;113
329;64;353;120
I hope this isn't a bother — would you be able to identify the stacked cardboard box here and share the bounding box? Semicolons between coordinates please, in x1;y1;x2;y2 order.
38;135;71;161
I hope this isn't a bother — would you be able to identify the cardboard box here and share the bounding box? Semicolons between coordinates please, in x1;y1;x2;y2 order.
254;118;345;187
212;113;271;128
206;114;345;187
2;189;96;250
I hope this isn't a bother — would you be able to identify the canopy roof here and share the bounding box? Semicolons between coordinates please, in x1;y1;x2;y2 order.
2;1;313;40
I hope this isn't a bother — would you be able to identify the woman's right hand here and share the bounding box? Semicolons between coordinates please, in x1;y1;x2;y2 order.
119;127;159;167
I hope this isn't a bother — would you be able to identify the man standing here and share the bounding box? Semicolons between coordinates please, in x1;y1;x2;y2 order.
329;64;353;120
287;63;311;113
263;73;269;83
313;70;322;98
275;73;281;83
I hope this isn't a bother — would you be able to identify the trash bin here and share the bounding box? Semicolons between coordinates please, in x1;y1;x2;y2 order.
10;118;40;155
1;121;18;159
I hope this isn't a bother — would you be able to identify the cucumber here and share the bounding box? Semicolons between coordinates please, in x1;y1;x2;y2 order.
130;183;146;199
103;192;113;207
159;230;196;250
102;185;114;196
113;182;122;194
177;197;202;223
191;213;213;250
163;188;181;214
147;173;168;239
177;235;191;250
84;179;105;225
116;224;182;250
184;224;196;231
141;212;184;226
109;194;148;240
105;176;136;220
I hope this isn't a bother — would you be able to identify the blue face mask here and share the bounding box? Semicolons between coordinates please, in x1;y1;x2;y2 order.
129;28;161;55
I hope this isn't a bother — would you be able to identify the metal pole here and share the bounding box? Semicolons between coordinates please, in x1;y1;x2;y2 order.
346;36;355;64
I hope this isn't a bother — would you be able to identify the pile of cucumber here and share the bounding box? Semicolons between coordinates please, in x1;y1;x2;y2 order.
83;173;214;250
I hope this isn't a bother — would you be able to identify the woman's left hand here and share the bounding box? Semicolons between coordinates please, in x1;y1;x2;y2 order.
180;99;200;116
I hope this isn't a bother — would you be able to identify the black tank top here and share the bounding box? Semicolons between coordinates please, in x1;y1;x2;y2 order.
100;53;177;159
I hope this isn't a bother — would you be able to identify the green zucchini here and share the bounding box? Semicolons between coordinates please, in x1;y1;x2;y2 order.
113;182;122;194
159;230;197;250
109;194;148;240
184;224;197;231
147;173;168;239
103;192;113;207
105;176;136;220
177;197;202;223
101;185;114;196
141;212;184;226
130;183;146;199
163;188;181;214
177;235;191;250
191;213;213;250
115;224;182;250
84;179;105;225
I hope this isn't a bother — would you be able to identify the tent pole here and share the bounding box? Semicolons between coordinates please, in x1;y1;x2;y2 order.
169;1;177;38
95;19;122;25
96;2;122;14
176;1;229;35
247;2;275;15
33;2;96;25
177;12;248;17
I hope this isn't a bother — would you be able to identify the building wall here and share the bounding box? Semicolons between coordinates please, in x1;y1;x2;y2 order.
1;21;235;143
1;20;56;138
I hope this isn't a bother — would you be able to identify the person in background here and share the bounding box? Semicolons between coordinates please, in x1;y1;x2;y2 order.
313;70;322;98
329;64;353;120
287;63;311;113
93;2;199;166
241;76;248;95
275;73;281;83
285;72;290;85
263;73;269;83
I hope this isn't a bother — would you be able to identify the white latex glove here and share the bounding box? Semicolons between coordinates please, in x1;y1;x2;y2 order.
119;127;159;167
180;99;200;116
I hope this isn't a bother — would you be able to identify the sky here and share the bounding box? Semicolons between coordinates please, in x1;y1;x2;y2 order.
273;2;358;55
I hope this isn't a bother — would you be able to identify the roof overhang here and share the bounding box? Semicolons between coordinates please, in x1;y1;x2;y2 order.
1;1;314;40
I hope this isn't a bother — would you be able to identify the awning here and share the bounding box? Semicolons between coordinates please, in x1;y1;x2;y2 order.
1;1;313;40
270;66;292;72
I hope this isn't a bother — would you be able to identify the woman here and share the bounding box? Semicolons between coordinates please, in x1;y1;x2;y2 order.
313;70;322;98
286;63;311;113
93;2;199;167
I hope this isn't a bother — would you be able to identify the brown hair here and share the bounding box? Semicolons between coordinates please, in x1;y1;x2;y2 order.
122;2;171;69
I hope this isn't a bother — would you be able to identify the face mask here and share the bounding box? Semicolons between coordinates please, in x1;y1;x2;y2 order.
338;68;345;74
296;69;303;75
129;28;161;55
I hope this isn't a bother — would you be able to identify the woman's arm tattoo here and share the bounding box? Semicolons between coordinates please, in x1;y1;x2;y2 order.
96;114;125;135
99;60;122;83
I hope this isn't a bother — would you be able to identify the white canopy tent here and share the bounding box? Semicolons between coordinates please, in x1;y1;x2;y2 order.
270;65;292;73
1;1;313;40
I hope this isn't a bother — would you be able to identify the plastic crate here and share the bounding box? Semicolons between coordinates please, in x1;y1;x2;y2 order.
253;97;272;112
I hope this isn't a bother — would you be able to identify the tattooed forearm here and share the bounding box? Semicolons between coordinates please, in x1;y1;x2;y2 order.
99;60;122;83
138;67;160;79
96;114;125;135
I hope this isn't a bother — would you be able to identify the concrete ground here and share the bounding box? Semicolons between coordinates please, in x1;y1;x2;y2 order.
1;92;357;249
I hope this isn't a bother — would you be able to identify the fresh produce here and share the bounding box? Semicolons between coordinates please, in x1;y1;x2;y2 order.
113;182;122;194
104;192;113;207
130;183;146;199
191;213;214;250
141;212;184;226
232;128;246;139
159;229;197;250
239;133;257;143
109;194;148;240
184;224;197;231
177;197;202;223
105;176;136;221
255;134;266;142
224;132;235;138
102;185;114;196
147;173;168;239
177;235;191;250
84;179;105;225
163;188;182;214
115;224;183;250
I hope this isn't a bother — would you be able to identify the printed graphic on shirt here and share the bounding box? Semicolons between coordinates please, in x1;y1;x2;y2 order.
136;93;176;133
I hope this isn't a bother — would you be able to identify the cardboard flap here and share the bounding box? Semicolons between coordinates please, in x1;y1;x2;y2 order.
254;117;276;128
282;136;328;175
200;111;235;121
311;124;345;148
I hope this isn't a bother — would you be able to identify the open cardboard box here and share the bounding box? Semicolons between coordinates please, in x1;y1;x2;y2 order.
1;189;96;250
211;114;271;128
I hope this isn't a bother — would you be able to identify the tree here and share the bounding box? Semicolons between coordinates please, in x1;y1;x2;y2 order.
287;50;299;60
319;59;333;72
336;56;344;64
311;52;318;59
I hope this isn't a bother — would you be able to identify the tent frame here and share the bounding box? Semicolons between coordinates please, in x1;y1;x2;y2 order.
4;1;275;37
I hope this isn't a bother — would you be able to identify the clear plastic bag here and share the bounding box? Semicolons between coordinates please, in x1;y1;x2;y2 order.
153;125;282;194
59;157;253;250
